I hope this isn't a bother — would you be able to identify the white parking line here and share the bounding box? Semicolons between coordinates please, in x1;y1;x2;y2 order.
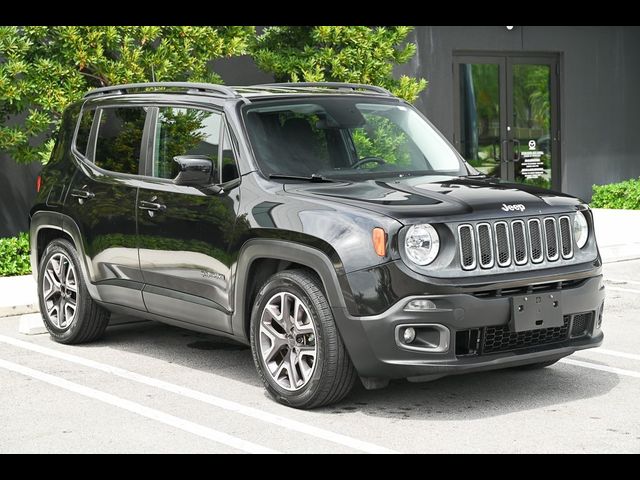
584;348;640;362
605;278;640;286
0;335;397;454
0;358;278;454
560;358;640;378
606;286;640;294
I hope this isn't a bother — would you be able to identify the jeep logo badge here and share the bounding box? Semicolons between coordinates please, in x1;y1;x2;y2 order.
501;203;526;212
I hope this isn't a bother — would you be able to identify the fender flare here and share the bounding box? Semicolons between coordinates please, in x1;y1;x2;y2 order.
231;239;351;339
30;210;102;301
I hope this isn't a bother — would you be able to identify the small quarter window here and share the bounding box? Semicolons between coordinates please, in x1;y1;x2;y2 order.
221;127;239;183
94;107;146;175
75;108;95;157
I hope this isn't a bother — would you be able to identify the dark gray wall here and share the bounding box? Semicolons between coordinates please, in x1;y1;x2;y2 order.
0;154;40;237
396;26;640;201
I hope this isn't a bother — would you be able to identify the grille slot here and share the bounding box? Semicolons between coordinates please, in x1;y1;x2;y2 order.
457;215;578;271
570;312;593;338
481;317;570;354
559;216;573;259
528;219;544;263
511;220;528;265
476;223;494;268
544;217;559;261
458;225;476;270
494;221;511;267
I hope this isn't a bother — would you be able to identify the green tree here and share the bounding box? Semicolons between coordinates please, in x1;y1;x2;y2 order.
0;26;254;164
251;26;427;102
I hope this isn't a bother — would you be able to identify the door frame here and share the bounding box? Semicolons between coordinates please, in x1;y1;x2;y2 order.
453;51;562;191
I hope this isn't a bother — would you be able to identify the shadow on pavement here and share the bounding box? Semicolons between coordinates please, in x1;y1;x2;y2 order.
78;315;619;420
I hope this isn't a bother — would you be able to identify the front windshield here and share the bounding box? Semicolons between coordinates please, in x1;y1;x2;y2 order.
243;98;468;179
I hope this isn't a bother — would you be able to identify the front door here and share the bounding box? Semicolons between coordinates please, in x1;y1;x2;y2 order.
137;105;241;333
454;53;560;190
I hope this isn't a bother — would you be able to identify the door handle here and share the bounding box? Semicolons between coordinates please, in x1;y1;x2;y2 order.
70;189;95;200
501;139;522;163
139;200;167;212
512;139;521;162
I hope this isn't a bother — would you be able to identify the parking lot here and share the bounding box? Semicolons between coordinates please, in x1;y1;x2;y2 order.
1;259;639;454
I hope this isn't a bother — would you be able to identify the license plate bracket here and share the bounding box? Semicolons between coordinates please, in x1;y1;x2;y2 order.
509;293;563;332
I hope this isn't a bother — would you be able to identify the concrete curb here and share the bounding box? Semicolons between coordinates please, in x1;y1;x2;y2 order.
0;303;40;318
0;274;39;318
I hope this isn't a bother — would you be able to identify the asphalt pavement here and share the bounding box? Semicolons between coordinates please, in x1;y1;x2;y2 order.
0;259;639;453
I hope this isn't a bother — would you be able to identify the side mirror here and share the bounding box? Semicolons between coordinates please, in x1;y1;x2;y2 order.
173;155;214;186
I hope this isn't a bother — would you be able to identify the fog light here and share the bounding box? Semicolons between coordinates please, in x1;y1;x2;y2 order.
403;327;416;344
404;299;437;311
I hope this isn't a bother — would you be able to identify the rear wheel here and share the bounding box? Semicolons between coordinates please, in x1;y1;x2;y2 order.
38;239;110;344
250;270;357;409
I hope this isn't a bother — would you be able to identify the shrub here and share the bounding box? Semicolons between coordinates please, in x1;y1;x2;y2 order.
0;233;31;277
591;178;640;210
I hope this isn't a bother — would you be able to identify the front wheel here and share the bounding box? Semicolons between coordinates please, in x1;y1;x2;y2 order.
250;270;357;409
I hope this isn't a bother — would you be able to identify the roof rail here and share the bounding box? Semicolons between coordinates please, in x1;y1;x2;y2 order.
256;82;393;96
84;82;239;99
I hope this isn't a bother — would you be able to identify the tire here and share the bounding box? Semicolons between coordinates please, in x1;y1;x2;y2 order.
38;239;110;345
250;269;357;409
516;358;562;370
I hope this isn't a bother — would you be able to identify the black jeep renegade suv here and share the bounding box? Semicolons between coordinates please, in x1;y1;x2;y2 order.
30;82;605;408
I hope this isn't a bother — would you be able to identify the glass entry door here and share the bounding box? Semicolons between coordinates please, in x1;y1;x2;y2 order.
454;54;559;190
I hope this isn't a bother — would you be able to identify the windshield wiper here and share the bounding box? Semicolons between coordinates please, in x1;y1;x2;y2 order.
462;173;489;179
269;173;334;183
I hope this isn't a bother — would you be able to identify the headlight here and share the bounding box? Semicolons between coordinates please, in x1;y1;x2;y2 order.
405;224;440;265
573;211;589;248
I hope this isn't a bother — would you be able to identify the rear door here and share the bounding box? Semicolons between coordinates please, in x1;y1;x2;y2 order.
136;105;242;333
65;104;148;311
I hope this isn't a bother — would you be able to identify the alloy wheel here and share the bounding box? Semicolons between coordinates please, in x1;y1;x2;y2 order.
42;253;78;329
259;292;318;391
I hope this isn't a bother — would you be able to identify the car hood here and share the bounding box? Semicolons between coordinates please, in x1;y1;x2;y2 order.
283;175;584;223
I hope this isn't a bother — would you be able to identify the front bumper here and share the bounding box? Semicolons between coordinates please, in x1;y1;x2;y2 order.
333;275;605;380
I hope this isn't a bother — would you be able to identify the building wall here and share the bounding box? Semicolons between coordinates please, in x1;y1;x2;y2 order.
396;26;640;201
0;154;41;237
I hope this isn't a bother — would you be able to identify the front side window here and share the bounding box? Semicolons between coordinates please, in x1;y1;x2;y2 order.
243;98;467;179
94;107;146;175
153;107;222;180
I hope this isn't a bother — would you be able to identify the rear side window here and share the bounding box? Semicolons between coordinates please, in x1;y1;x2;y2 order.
75;108;95;156
94;107;146;175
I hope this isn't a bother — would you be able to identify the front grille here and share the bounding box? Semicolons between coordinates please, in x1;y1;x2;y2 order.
458;225;476;270
494;222;511;267
457;214;576;271
455;311;594;356
471;278;587;299
544;217;559;261
512;220;527;265
529;219;544;263
570;312;593;337
559;216;573;259
482;317;570;354
477;223;494;268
